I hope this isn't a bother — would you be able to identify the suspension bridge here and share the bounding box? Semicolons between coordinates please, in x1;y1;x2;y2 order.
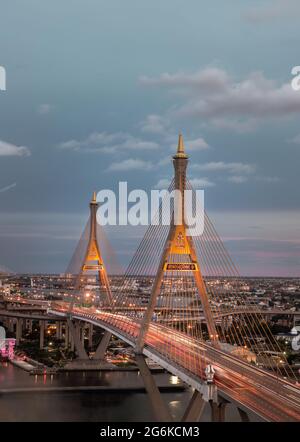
1;135;300;422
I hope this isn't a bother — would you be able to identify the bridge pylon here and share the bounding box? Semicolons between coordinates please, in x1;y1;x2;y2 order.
68;192;113;310
136;134;219;352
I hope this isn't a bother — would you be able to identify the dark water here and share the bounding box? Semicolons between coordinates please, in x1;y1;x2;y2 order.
0;362;250;421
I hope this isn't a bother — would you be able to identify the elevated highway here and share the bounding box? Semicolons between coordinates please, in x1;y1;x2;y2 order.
48;302;300;422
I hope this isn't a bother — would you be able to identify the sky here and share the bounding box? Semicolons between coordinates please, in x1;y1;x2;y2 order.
0;0;300;276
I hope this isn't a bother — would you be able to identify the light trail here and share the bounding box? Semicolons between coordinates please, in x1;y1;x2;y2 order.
47;301;300;422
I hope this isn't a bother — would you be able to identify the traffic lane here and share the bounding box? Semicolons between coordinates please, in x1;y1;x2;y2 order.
50;305;300;421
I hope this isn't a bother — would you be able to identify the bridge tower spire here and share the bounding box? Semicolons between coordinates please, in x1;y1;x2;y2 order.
136;134;219;351
70;192;113;308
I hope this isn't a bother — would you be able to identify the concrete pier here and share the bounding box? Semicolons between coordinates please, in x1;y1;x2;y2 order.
39;320;45;349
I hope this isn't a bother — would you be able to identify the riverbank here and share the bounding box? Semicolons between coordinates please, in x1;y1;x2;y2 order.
9;355;165;374
10;359;36;372
0;384;186;394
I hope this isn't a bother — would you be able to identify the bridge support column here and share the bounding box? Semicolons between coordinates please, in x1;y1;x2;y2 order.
64;323;69;348
8;318;14;333
182;390;206;422
237;407;250;422
56;321;62;339
69;327;75;352
16;318;23;345
39;320;45;349
80;325;85;345
88;324;93;348
94;331;111;360
2;317;9;330
2;317;7;332
67;319;89;360
210;398;229;422
27;319;33;333
22;318;27;333
293;315;298;328
135;354;172;422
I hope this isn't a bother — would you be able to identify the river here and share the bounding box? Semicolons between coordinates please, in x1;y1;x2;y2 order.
0;362;254;421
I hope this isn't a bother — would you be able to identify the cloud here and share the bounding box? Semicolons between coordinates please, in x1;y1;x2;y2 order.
255;176;280;183
153;178;171;189
243;0;300;23
192;162;258;185
58;132;159;154
157;156;171;167
154;176;214;189
192;161;256;175
185;137;209;151
210;118;257;134
0;140;31;157
0;183;17;193
140;68;300;132
288;134;300;145
189;178;215;188
140;115;210;151
108;158;153;172
228;176;248;184
228;175;279;185
37;104;53;115
140;114;168;134
189;163;277;185
140;67;230;93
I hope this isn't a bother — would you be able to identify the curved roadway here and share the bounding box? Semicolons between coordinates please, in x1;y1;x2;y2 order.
49;302;300;422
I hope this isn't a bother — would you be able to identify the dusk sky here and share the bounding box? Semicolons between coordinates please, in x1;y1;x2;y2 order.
0;1;300;276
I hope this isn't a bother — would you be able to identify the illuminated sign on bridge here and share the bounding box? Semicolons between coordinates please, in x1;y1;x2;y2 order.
82;264;103;271
163;262;198;271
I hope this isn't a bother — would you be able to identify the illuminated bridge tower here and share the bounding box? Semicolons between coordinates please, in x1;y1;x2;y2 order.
136;134;219;351
69;192;113;309
65;192;113;366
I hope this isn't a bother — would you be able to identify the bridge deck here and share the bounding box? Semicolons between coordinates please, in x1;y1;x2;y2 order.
49;303;300;422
